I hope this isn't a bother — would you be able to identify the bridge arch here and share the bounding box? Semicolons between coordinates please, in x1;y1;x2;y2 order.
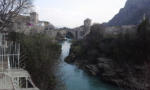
66;31;75;39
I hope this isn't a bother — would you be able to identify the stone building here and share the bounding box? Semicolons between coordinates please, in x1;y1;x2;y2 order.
30;12;39;25
84;18;92;35
9;12;55;34
84;18;91;32
74;18;92;39
11;15;31;32
103;25;137;38
38;21;55;30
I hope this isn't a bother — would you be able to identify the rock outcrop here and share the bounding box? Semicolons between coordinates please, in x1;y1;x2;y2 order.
107;0;150;26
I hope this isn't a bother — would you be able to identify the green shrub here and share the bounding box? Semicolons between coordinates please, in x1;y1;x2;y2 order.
8;32;61;90
68;20;150;65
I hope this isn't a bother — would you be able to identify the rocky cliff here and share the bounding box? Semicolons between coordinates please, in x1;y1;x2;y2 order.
107;0;150;26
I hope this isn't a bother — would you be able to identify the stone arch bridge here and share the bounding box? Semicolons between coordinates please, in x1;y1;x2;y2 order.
44;18;92;40
44;27;91;40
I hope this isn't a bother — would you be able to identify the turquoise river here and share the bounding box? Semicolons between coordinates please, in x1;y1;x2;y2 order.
57;40;122;90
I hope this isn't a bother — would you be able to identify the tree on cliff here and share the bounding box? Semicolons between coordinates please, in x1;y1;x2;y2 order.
137;18;150;62
0;0;33;31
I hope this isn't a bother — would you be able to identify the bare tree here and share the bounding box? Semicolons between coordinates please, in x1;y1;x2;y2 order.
0;0;33;32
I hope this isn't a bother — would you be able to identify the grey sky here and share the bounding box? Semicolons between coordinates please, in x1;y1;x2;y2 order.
35;0;127;28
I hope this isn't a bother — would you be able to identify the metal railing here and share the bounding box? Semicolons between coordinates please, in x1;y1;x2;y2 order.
0;33;39;90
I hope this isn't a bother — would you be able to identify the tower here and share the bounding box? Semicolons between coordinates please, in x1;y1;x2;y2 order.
84;18;91;28
84;18;92;34
143;13;146;21
30;12;39;25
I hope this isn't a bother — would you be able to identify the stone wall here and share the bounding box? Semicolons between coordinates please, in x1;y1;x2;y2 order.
103;25;137;38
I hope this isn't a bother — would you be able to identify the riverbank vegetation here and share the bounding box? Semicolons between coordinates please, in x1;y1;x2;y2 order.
65;19;150;90
8;32;61;90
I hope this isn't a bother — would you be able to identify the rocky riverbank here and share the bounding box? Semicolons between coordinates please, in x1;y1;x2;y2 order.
66;56;148;90
65;21;150;90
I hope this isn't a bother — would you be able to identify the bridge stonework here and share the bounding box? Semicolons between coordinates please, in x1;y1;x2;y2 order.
42;18;92;40
66;18;92;40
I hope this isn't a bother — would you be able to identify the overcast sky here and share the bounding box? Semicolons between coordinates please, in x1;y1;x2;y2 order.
34;0;127;28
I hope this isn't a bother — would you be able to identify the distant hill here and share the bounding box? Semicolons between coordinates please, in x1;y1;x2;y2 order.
107;0;150;26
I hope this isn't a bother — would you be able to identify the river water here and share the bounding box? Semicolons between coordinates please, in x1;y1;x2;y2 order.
58;40;121;90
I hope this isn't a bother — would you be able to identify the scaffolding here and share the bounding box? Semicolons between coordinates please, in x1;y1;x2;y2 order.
0;33;39;90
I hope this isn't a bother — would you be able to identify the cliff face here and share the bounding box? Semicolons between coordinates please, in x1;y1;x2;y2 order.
107;0;150;26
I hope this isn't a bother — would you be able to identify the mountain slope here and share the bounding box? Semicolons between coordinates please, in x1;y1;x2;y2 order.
107;0;150;26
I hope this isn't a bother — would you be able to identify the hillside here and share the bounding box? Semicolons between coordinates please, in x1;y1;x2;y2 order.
107;0;150;26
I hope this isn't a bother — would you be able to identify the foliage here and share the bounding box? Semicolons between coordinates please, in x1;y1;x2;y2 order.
66;20;150;90
0;0;33;31
68;20;150;65
68;24;105;64
8;32;61;90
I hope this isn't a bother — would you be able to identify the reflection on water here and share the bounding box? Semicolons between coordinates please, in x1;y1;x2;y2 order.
57;40;121;90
